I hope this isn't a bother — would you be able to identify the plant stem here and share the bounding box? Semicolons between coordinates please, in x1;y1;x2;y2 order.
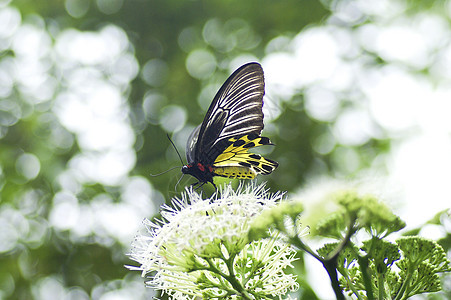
224;256;253;299
205;257;253;300
289;238;345;299
326;222;357;262
322;258;345;300
343;270;364;300
357;255;374;300
377;272;385;299
393;267;413;300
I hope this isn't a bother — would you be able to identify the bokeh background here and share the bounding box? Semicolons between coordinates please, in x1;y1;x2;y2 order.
1;0;450;299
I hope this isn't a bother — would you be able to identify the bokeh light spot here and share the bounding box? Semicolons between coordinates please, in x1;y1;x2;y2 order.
55;26;128;65
49;191;80;231
0;6;21;41
69;150;136;185
160;105;187;133
202;18;235;52
376;23;429;69
332;146;361;174
32;276;67;300
178;26;203;53
0;99;20;126
65;0;90;18
292;27;340;86
121;176;155;216
0;216;19;252
333;109;373;146
313;130;336;155
142;92;167;124
109;53;139;85
197;83;220;111
304;87;339;122
141;59;169;87
12;24;51;59
16;153;40;180
185;49;216;79
363;66;426;132
96;0;123;15
0;61;14;97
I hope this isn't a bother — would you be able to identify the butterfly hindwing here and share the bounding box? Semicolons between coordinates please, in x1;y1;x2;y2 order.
212;134;278;178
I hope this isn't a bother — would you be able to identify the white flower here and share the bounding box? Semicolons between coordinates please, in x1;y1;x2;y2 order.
127;182;299;299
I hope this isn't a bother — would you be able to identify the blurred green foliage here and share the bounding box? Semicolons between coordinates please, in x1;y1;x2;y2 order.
0;0;450;299
0;1;330;299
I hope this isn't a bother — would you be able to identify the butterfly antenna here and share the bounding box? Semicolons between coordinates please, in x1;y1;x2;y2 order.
149;166;181;177
174;174;184;191
167;134;185;165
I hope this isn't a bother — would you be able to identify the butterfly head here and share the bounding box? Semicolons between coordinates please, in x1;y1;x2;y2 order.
182;163;215;185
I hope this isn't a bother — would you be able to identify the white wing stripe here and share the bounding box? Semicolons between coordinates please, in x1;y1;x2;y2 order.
193;63;265;162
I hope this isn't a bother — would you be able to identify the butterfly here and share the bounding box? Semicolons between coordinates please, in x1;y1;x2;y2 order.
181;62;278;188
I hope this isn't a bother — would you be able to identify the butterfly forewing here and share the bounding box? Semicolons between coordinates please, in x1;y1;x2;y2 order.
194;63;265;164
185;124;200;164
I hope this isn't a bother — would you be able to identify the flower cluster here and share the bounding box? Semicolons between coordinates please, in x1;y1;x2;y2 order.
128;183;299;299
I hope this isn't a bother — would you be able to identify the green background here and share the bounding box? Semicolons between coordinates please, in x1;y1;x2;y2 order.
0;0;450;299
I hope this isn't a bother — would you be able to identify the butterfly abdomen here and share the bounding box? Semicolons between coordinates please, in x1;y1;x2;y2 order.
213;166;256;179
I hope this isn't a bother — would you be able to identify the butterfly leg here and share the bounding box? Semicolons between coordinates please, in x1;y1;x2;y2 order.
210;181;217;190
194;182;206;191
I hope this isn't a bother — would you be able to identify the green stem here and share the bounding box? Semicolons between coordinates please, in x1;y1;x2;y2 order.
342;270;364;300
393;268;413;300
322;258;345;300
290;237;322;261
377;272;385;300
205;257;252;300
291;217;360;300
326;222;357;262
224;256;253;300
289;238;344;300
323;223;359;300
356;255;374;300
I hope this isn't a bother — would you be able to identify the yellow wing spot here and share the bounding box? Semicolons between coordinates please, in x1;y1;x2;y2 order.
215;152;234;163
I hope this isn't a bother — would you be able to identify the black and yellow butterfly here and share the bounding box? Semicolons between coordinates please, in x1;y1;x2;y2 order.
181;62;278;188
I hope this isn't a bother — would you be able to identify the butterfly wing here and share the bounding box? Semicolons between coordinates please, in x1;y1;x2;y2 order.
185;124;200;164
212;134;279;179
191;62;265;165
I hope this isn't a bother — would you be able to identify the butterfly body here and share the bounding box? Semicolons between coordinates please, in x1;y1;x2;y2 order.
182;62;278;188
181;163;215;186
